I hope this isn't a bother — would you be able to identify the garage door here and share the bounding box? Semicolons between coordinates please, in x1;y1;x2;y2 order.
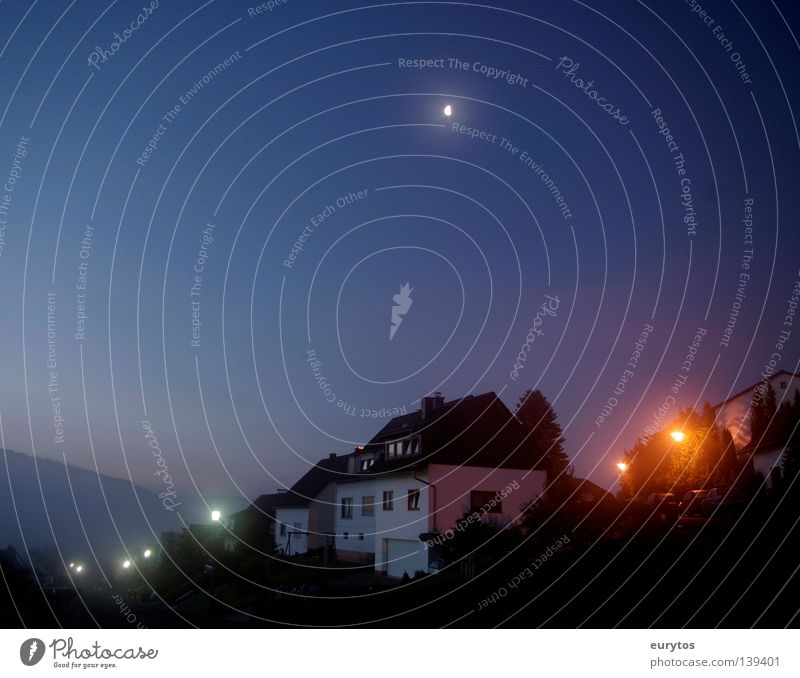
386;539;423;578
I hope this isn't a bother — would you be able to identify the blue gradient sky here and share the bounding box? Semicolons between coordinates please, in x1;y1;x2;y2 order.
1;0;799;505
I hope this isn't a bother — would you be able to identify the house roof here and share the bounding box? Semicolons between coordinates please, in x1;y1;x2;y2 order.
230;455;353;518
713;371;800;409
738;429;793;457
350;391;544;476
272;454;351;508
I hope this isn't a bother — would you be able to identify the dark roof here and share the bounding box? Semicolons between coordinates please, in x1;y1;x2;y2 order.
272;454;351;507
713;371;800;409
564;477;614;501
351;391;544;476
231;455;353;518
739;430;793;456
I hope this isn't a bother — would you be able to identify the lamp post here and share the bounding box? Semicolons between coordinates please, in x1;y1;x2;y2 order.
121;559;132;595
670;430;685;443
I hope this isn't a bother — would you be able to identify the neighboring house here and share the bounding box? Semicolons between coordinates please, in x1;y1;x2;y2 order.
226;493;284;554
334;392;547;578
714;370;799;489
737;431;792;491
273;453;350;557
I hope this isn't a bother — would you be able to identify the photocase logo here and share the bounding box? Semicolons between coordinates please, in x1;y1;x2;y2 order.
389;282;413;340
20;638;45;666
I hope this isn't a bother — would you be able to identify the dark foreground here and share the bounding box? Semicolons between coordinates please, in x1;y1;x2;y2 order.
3;497;798;629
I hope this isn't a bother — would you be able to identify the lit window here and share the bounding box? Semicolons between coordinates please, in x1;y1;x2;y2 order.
341;497;353;519
407;489;421;510
382;491;394;510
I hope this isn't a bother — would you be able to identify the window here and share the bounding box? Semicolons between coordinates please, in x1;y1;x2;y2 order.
362;495;375;516
470;490;502;514
358;533;364;541
360;458;374;471
279;523;286;536
382;490;394;510
343;531;349;540
293;522;302;533
341;497;353;519
407;489;421;510
387;437;420;458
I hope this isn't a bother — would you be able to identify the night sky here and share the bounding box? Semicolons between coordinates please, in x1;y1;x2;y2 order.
1;0;799;507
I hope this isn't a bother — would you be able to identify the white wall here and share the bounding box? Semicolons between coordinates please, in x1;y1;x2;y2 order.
752;445;787;488
716;372;799;449
373;472;430;576
308;482;337;551
334;479;376;559
334;466;547;577
274;507;308;556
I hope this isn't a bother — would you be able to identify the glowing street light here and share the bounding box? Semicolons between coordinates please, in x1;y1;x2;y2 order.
616;462;628;472
143;549;152;559
75;565;83;573
69;563;75;569
122;559;131;569
670;430;686;443
210;510;221;522
443;104;452;117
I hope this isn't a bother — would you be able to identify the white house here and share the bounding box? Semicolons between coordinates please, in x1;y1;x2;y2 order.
714;370;799;488
334;392;548;577
274;504;309;556
272;453;350;556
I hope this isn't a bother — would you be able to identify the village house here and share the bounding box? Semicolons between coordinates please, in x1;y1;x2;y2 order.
333;391;547;577
714;370;799;489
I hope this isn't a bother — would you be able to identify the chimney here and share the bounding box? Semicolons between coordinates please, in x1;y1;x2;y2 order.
421;392;445;419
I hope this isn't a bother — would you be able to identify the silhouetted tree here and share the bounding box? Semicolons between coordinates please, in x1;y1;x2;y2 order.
750;380;777;441
718;427;738;485
515;389;570;482
781;390;800;484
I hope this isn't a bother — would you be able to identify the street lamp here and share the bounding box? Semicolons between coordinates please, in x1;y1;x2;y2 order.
210;510;221;522
670;430;685;443
75;565;83;573
69;562;75;569
122;559;131;569
143;549;152;559
616;462;628;472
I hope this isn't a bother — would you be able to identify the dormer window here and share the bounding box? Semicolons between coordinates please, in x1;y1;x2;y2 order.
360;458;374;471
386;435;420;459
